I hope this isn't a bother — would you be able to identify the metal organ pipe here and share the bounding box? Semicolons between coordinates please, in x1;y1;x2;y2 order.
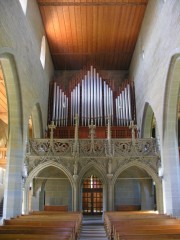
97;73;100;126
55;85;59;126
84;75;87;126
120;94;123;125
121;90;125;126
90;66;93;121
103;81;107;122
52;82;57;122
127;84;132;121
58;89;62;126
124;87;129;126
87;71;90;125
94;68;97;124
78;83;80;119
115;82;134;126
100;76;103;126
110;89;113;123
82;79;84;126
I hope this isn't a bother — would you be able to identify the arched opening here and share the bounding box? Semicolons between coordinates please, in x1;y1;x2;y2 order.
0;61;8;217
142;102;159;138
79;165;107;214
114;166;156;211
31;103;43;138
82;175;103;215
28;166;72;212
0;53;23;218
162;54;180;216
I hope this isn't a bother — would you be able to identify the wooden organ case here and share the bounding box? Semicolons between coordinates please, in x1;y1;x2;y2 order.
48;66;136;139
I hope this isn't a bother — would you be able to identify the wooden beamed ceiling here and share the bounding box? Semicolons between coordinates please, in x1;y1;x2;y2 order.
37;0;148;70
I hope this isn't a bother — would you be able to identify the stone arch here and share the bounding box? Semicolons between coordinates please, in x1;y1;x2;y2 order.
162;54;180;216
30;103;43;138
0;52;24;218
141;102;154;138
112;160;163;213
78;162;108;212
24;161;75;213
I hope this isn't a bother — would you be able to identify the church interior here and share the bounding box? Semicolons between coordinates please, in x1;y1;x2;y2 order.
0;0;180;238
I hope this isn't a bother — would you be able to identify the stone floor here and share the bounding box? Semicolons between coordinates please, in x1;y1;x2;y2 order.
79;215;108;240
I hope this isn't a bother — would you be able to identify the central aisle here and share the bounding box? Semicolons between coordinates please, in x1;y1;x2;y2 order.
79;215;108;240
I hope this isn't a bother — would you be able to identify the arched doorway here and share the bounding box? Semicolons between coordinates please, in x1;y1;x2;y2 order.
82;175;103;215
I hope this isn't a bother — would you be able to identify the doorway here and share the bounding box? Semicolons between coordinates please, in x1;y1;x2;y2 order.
82;175;103;215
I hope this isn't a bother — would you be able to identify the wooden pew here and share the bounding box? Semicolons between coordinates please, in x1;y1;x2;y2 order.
44;205;68;211
104;211;180;240
1;211;82;240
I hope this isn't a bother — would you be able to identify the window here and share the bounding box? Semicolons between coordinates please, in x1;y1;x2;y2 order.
40;36;46;69
19;0;28;15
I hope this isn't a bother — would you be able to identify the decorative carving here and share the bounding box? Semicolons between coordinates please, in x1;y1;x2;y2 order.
26;137;160;177
129;120;137;143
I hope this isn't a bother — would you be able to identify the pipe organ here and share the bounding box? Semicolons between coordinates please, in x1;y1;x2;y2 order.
50;66;135;128
52;83;68;126
115;82;135;126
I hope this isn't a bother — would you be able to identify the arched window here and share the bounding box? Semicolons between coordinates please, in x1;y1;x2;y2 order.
40;36;46;69
19;0;28;15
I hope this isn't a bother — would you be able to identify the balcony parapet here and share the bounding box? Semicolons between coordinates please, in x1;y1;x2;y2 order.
26;138;160;175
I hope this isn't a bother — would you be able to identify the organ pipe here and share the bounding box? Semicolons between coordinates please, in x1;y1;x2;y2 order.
52;82;57;121
115;82;134;126
99;77;103;126
127;84;132;121
125;87;129;126
55;86;59;126
52;66;135;128
52;83;68;127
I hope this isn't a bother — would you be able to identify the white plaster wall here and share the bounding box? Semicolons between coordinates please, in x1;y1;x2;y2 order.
0;0;54;134
130;0;180;137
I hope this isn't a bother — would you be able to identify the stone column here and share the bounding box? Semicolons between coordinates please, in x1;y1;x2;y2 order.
3;132;24;219
107;174;113;211
73;174;79;211
162;140;180;217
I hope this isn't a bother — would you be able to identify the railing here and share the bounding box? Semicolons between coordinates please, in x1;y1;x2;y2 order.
26;138;160;176
27;138;159;158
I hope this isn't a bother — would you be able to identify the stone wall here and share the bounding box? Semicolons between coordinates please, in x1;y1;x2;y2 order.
44;179;72;211
129;0;180;137
0;0;54;218
129;0;180;215
0;0;54;133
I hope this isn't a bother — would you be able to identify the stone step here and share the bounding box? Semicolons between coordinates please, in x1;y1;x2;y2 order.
79;216;108;240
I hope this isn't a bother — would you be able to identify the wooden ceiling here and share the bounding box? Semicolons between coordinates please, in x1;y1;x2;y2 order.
37;0;148;70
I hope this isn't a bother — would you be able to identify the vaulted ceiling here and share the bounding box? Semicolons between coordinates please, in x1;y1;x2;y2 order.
37;0;148;70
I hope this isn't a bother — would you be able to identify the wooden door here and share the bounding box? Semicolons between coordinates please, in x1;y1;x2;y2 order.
82;175;103;215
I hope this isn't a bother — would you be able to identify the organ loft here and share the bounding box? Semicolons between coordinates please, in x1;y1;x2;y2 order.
25;65;160;215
